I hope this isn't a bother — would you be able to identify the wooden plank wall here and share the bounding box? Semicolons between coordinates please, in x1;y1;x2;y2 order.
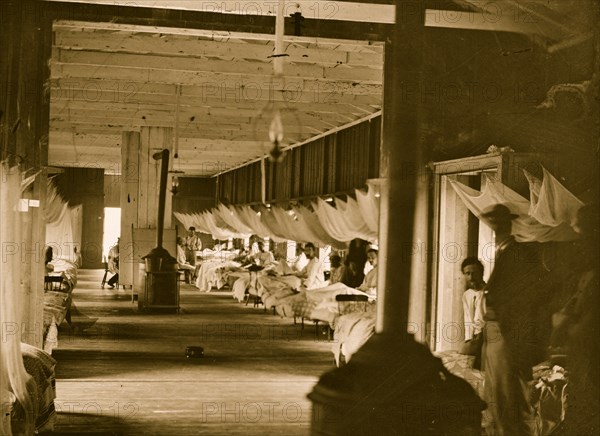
55;167;105;268
173;177;217;247
104;175;121;208
217;116;381;205
218;161;261;204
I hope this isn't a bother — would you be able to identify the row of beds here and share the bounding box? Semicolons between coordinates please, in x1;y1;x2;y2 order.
195;255;567;435
8;259;79;433
195;254;482;370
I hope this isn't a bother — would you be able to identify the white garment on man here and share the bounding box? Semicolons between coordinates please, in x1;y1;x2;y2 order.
463;288;486;341
358;266;378;294
254;251;275;266
300;257;326;290
185;234;202;252
293;252;308;272
177;244;195;271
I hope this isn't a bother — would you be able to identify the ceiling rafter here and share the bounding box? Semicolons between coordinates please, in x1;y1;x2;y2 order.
49;16;384;175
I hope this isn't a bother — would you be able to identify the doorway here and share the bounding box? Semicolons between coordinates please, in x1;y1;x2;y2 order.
103;207;121;263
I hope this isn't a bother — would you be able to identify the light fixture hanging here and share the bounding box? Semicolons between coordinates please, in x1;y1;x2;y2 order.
171;84;183;195
253;0;301;163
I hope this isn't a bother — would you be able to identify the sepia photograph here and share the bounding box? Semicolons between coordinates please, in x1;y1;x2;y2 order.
0;0;598;434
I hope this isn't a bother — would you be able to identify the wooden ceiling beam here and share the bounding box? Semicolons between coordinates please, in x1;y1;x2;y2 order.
51;144;264;156
49;132;271;152
53;28;384;65
49;131;273;147
50;62;383;94
50;82;381;110
50;115;326;135
424;6;571;40
50;107;356;131
49;121;312;142
42;2;391;42
51;99;365;122
52;49;383;83
48;159;252;176
53;21;387;48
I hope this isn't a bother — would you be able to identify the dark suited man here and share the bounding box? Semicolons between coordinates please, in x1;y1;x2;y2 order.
481;204;548;436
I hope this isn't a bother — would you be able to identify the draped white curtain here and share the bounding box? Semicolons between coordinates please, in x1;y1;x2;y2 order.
174;181;380;246
355;181;380;234
175;168;578;246
524;166;584;228
1;164;35;435
45;181;75;261
449;169;581;242
70;205;83;252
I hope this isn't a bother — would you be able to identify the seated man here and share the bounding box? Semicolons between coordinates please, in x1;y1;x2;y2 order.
73;246;83;269
295;243;326;290
357;248;378;296
252;241;275;266
106;238;119;289
177;237;196;283
329;254;345;284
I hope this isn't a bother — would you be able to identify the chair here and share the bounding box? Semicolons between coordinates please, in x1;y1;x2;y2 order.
100;262;109;288
178;265;195;284
44;276;64;292
101;262;119;289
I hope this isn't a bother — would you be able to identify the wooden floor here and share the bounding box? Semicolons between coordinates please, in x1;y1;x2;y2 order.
51;269;334;435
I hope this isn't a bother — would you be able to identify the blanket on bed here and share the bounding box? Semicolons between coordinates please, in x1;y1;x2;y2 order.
275;283;371;324
332;306;377;366
257;275;302;308
10;343;57;434
195;260;242;291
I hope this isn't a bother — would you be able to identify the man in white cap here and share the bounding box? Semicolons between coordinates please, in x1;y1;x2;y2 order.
480;204;549;436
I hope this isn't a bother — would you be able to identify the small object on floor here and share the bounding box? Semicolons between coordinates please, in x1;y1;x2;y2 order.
185;346;204;358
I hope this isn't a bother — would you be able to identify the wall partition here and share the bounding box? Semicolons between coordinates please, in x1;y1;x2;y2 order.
217;116;381;206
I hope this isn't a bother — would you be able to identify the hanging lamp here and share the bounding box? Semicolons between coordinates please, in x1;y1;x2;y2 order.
253;0;301;163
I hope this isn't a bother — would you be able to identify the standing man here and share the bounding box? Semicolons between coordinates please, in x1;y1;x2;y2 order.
480;204;548;436
184;226;202;267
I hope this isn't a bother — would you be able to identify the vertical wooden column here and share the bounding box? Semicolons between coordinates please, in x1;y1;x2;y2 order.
375;3;425;334
120;131;140;287
407;154;430;339
120;127;173;287
308;3;483;434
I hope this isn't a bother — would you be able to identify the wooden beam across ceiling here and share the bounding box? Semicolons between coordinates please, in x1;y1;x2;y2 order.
52;49;383;83
53;22;384;62
50;79;382;108
50;100;365;123
50;63;383;94
41;1;392;41
46;8;387;176
49;131;272;152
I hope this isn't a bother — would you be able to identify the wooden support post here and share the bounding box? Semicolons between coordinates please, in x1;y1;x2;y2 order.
120;128;173;288
120;131;140;288
308;3;483;434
